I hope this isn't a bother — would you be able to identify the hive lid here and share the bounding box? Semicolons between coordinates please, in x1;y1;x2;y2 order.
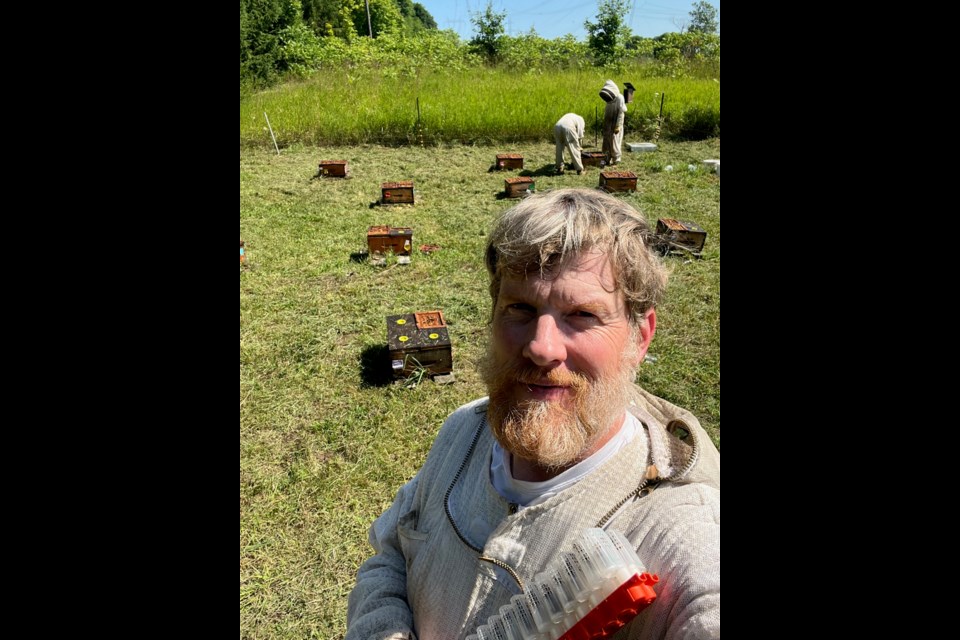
414;310;446;329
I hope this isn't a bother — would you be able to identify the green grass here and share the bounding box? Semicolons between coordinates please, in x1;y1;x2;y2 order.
240;66;720;147
240;138;719;639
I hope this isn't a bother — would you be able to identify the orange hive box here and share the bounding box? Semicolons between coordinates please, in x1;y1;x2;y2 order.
599;170;637;192
582;151;607;167
318;160;349;177
655;218;707;255
367;226;413;256
504;176;535;198
381;181;414;204
495;153;524;170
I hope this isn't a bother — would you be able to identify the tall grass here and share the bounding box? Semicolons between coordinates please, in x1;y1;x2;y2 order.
240;66;719;147
240;138;719;639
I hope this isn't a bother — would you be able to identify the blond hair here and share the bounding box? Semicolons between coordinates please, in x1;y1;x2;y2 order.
485;188;668;324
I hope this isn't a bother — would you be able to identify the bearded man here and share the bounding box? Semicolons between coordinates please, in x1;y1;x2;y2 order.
346;189;720;640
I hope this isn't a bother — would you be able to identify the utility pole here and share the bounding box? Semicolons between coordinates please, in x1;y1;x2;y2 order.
365;0;373;37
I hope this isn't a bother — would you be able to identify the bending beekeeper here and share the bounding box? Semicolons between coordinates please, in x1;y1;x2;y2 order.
553;113;585;175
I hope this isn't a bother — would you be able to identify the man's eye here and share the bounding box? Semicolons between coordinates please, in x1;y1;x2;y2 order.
572;310;596;319
506;303;535;314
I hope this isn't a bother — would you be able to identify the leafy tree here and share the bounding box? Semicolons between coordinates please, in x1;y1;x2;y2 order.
394;0;437;33
649;30;719;77
241;0;250;62
241;0;305;85
470;1;507;61
278;22;325;76
584;0;631;66
498;31;589;70
302;0;434;37
241;0;441;88
625;34;655;57
301;0;336;35
688;1;718;34
413;3;437;30
333;0;403;39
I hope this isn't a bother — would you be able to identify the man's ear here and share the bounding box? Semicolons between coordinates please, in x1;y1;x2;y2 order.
633;308;657;366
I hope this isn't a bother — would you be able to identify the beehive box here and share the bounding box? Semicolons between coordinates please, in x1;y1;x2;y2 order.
582;151;607;168
381;181;414;204
655;218;707;255
600;170;638;192
496;153;524;170
318;160;349;177
386;310;452;377
504;176;535;198
367;226;413;256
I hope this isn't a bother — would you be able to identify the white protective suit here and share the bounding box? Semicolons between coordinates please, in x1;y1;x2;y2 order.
346;389;721;639
553;113;585;173
601;80;627;164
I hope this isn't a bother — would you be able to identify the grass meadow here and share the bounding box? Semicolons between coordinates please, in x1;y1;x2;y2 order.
240;66;720;147
240;135;719;638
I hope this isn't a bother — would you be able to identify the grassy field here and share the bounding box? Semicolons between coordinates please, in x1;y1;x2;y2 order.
240;138;719;638
240;66;720;147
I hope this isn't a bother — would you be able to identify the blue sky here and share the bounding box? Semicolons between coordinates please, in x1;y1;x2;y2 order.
415;1;719;41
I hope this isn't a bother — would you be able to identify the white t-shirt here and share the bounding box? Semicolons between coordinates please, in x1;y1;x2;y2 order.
490;412;641;509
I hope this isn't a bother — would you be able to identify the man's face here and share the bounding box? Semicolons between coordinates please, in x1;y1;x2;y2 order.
482;251;654;471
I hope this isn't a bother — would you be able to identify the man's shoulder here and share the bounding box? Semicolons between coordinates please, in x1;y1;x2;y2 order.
627;385;720;488
437;397;489;433
456;396;489;416
424;397;490;467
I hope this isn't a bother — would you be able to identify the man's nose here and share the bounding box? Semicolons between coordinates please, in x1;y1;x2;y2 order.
522;314;566;366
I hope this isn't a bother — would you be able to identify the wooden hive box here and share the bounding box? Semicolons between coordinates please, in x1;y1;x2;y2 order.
367;226;413;256
318;160;349;177
381;181;415;204
496;153;524;170
600;170;638;192
582;151;607;167
386;310;452;377
504;176;535;198
655;218;707;255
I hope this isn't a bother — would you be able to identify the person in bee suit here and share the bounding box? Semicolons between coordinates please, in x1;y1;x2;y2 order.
345;189;720;640
553;112;585;175
600;79;627;165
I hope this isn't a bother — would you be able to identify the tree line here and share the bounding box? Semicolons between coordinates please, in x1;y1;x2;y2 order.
241;0;719;90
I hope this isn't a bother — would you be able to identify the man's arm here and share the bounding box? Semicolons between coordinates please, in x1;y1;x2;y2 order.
658;518;719;639
345;475;421;640
630;486;720;639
